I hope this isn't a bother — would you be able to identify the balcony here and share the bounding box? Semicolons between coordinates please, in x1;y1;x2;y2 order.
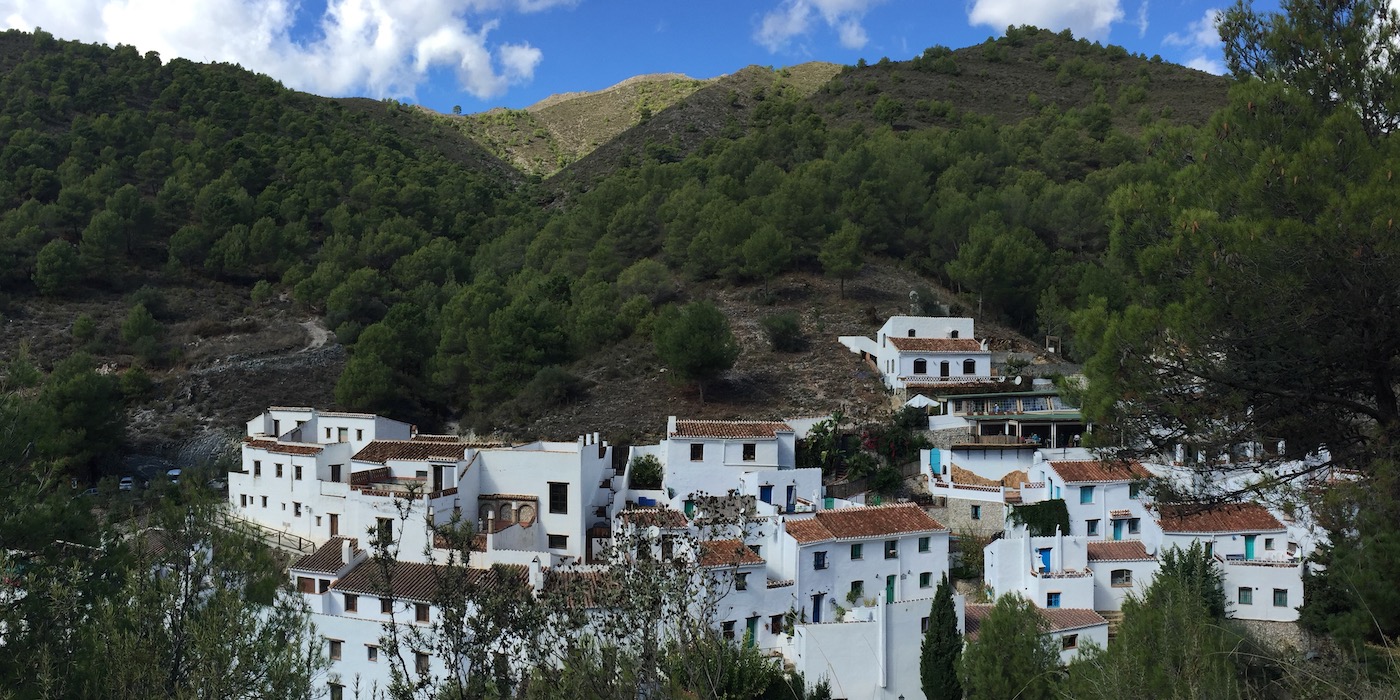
1034;568;1093;579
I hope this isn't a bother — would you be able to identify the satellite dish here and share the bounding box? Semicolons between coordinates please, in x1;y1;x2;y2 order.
1014;376;1023;385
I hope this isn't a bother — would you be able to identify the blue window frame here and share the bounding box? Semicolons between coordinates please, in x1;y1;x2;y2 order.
1080;486;1095;504
1046;592;1061;608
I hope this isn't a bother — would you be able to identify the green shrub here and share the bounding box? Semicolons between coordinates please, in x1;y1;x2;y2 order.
761;312;806;352
629;454;663;489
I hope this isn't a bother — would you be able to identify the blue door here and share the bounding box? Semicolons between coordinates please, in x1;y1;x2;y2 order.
1038;548;1052;571
929;448;942;476
1244;535;1256;560
786;485;796;512
759;485;773;504
1113;520;1123;541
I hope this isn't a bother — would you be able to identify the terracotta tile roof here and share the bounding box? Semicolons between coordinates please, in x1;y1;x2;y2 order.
353;440;468;463
1048;460;1152;483
1157;502;1284;533
291;537;362;573
963;603;1106;640
244;438;324;455
671;420;793;439
542;570;615;609
785;517;834;544
318;410;378;418
887;337;984;352
1109;509;1132;518
331;560;525;602
1038;608;1109;633
699;539;764;567
1086;541;1154;562
788;504;946;544
617;506;688;529
267;405;314;412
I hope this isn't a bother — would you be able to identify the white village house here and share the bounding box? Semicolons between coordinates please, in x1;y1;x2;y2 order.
839;315;993;392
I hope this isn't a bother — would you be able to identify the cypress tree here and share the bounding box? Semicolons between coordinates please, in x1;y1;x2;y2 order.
920;573;962;700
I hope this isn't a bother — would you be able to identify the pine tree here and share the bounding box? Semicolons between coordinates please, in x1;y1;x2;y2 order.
652;300;739;403
920;574;962;700
960;594;1058;700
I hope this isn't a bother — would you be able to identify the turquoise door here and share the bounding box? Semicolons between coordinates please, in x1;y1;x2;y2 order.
745;617;758;647
929;448;942;476
886;575;895;604
1038;548;1052;571
1244;535;1256;560
1113;520;1123;541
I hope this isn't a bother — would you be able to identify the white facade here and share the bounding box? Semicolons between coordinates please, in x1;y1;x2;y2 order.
985;529;1096;611
633;417;803;509
838;315;993;390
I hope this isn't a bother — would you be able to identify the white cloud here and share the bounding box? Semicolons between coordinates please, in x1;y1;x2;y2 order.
0;0;556;100
967;0;1124;41
1163;8;1227;75
1136;0;1149;37
756;0;885;52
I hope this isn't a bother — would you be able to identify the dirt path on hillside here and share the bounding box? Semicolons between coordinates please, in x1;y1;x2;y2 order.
299;318;330;352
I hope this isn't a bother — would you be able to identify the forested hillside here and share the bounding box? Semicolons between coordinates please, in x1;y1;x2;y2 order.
0;26;1228;446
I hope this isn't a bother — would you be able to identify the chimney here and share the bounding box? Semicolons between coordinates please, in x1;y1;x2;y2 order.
529;556;544;595
341;537;352;566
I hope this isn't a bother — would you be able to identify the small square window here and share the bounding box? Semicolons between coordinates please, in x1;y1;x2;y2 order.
918;536;930;552
736;573;749;591
1128;518;1141;535
330;683;343;700
315;516;322;526
1264;537;1275;550
814;551;828;570
1238;587;1253;605
1129;483;1142;499
747;544;761;557
548;482;568;514
1061;634;1078;650
919;572;932;588
1080;485;1095;504
884;540;897;559
548;534;568;549
344;594;358;612
850;580;864;598
338;427;348;442
295;465;303;481
415;652;429;674
1046;592;1061;608
1087;519;1100;537
690;443;704;461
366;645;378;662
380;597;393;614
971;505;982;520
850;543;863;560
293;502;302;517
415;603;430;623
1273;588;1289;607
325;427;332;439
261;495;268;507
770;614;784;634
742;443;756;461
328;639;342;660
356;429;363;441
920;616;930;633
1110;569;1132;587
318;578;329;593
276;463;284;478
722;620;735;639
253;461;261;477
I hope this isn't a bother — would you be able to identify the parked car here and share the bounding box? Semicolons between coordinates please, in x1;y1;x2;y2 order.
166;469;182;484
119;476;135;491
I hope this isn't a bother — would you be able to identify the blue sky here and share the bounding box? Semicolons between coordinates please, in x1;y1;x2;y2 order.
1;0;1269;114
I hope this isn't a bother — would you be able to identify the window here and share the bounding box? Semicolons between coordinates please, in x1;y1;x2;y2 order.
240;494;248;507
319;578;330;593
939;361;950;377
325;427;332;439
415;652;429;675
722;621;735;640
735;573;749;591
366;645;378;662
330;464;341;482
1264;537;1275;550
297;577;315;594
1080;485;1095;504
971;505;982;520
1061;634;1078;651
1110;569;1133;587
850;543;863;560
275;463;284;478
338;427;348;442
294;464;303;480
344;594;358;612
356;429;363;441
921;616;931;633
548;482;568;514
1238;587;1253;605
377;518;393;544
330;683;343;700
919;572;932;588
759;485;773;503
328;639;342;660
918;536;930;552
913;358;928;374
849;580;864;598
962;359;976;374
415;470;427;480
1046;592;1061;608
907;329;916;337
1127;518;1141;534
690;443;704;461
1273;589;1289;607
415;603;429;623
949;330;960;339
380;597;393;614
548;534;568;549
884;540;898;559
261;495;268;507
748;544;762;557
253;460;261;477
1129;482;1142;499
770;614;784;634
293;502;302;517
742;443;756;461
814;551;828;570
1087;519;1100;537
